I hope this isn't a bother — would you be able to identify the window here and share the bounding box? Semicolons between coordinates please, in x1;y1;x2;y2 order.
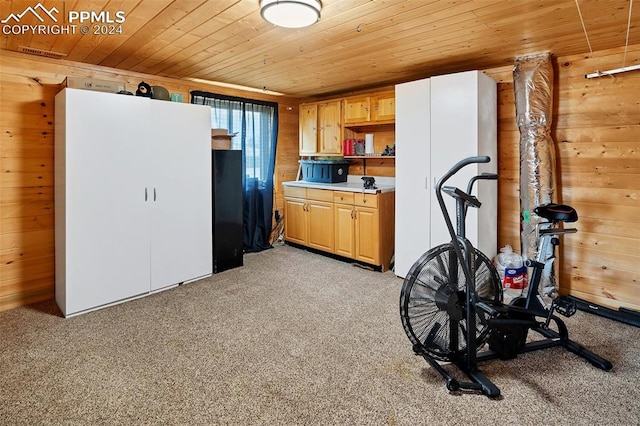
193;92;278;186
191;91;279;252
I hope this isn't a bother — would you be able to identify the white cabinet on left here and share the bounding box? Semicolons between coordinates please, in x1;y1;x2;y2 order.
55;88;213;317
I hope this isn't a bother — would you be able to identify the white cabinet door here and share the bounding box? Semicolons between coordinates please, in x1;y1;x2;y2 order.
56;90;151;316
394;78;431;278
394;71;497;279
430;71;497;256
149;101;212;291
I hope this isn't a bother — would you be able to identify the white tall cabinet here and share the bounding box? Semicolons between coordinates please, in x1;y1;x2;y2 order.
395;71;497;278
55;88;213;317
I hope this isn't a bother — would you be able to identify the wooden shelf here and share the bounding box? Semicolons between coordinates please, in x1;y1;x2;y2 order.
345;155;395;175
343;122;395;131
344;156;395;159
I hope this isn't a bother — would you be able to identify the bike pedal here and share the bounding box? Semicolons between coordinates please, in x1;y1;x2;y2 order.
554;296;577;317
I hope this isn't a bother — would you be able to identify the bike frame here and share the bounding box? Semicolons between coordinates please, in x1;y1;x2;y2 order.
433;156;498;390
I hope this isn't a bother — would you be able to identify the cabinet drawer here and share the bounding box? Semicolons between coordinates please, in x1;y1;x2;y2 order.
333;191;354;204
283;186;306;199
354;193;378;208
307;188;333;202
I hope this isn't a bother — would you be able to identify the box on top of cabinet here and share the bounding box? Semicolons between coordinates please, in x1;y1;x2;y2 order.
211;129;236;150
62;77;125;94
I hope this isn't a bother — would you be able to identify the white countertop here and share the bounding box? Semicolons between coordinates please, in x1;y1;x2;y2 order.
283;175;395;194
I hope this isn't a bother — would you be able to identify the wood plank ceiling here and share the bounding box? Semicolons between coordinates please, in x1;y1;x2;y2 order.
1;0;638;97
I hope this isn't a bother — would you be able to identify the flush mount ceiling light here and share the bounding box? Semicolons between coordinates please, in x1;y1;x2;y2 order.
260;0;321;29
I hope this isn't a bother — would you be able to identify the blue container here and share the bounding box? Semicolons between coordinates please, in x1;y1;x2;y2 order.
300;160;349;183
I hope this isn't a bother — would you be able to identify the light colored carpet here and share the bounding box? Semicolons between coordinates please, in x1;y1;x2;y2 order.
1;245;639;425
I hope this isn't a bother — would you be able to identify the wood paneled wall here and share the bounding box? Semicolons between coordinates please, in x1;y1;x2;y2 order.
1;44;638;313
485;45;640;312
0;50;299;312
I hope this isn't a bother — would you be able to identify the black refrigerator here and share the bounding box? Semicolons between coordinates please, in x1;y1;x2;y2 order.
212;150;243;273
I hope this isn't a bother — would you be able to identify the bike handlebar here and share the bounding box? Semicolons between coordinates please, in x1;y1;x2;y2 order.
435;156;490;193
435;156;493;249
467;172;498;195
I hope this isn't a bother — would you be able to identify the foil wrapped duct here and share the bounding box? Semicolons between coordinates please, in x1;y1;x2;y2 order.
513;52;557;297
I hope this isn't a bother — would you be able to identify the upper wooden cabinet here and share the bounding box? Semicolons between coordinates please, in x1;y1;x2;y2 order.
299;100;342;155
343;95;371;124
298;89;395;156
343;91;395;125
372;91;396;122
318;101;342;154
299;103;318;155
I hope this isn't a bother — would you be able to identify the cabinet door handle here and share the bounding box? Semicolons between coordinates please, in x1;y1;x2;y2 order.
154;188;157;202
145;187;148;201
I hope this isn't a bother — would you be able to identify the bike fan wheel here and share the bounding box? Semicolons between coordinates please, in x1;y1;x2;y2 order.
399;243;502;361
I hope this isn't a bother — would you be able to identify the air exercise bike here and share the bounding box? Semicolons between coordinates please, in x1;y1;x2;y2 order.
399;156;612;398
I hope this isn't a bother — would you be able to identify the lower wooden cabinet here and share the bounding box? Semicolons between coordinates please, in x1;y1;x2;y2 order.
307;200;334;252
334;203;356;258
284;186;395;271
354;206;379;265
284;188;334;252
283;197;307;245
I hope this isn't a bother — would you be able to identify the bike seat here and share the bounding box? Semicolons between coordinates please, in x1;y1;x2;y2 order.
534;203;578;223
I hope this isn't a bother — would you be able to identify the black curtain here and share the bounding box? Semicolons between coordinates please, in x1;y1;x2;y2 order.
191;91;278;252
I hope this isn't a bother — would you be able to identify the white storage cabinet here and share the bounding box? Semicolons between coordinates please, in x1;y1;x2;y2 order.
395;71;497;278
55;88;213;317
